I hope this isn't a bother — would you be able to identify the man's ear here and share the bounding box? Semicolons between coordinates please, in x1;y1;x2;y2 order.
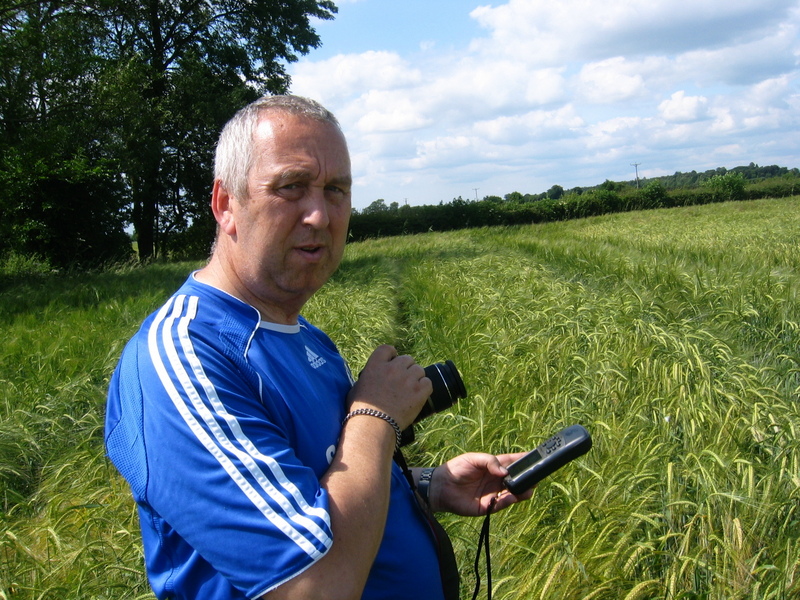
211;179;236;235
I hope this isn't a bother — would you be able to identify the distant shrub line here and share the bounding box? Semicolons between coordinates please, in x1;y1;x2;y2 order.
348;175;799;242
2;168;797;273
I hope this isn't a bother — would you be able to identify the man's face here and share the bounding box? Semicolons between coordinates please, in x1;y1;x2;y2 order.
227;112;352;320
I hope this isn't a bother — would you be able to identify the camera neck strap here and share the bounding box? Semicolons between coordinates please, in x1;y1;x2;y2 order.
394;450;496;600
394;450;461;600
472;497;497;600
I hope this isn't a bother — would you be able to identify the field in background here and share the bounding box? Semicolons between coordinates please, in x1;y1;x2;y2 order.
2;197;800;599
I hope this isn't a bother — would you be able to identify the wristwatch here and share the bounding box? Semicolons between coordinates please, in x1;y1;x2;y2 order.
417;467;436;506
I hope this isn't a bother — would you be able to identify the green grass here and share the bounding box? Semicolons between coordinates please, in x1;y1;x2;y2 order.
3;197;800;599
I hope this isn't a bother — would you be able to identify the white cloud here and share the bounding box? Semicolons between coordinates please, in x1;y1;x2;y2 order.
743;75;798;114
411;136;475;169
713;144;745;157
472;106;584;143
290;0;800;208
584;116;650;151
349;90;432;133
674;22;800;86
576;58;648;103
659;91;709;122
469;0;795;65
290;51;422;104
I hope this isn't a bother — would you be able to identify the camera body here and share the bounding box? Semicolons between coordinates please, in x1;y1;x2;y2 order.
400;360;467;446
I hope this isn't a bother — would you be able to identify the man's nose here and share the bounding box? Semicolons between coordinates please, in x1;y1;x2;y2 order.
303;189;331;229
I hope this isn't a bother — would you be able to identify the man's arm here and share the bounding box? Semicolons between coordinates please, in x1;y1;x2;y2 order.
411;452;534;517
261;346;432;600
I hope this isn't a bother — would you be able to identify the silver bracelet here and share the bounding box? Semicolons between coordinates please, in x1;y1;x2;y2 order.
343;408;402;451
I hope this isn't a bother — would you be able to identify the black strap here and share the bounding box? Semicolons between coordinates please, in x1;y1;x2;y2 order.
394;449;498;600
394;450;461;600
472;497;496;600
394;449;416;489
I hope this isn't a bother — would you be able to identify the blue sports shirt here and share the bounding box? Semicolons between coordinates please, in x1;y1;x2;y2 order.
105;275;445;599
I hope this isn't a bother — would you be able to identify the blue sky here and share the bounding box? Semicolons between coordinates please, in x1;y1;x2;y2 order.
306;0;482;58
289;0;800;210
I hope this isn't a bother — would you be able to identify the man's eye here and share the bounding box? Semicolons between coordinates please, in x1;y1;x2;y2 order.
326;184;351;196
279;183;305;199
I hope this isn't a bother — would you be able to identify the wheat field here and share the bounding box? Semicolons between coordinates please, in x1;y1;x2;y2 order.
2;197;799;599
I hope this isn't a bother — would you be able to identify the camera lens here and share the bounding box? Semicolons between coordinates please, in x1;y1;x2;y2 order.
416;360;467;422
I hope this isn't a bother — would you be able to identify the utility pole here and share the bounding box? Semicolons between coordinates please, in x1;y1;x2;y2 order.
631;163;641;189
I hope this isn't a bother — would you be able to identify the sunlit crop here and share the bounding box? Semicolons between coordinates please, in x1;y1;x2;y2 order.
3;197;800;599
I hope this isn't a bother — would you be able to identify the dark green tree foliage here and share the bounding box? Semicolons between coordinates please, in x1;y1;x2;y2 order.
625;164;799;190
703;171;746;201
546;184;564;200
98;0;336;260
1;0;337;265
0;1;130;267
636;181;669;209
348;166;800;242
0;153;130;267
362;199;390;214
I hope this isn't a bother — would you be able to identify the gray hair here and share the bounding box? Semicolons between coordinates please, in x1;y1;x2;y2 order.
214;95;341;200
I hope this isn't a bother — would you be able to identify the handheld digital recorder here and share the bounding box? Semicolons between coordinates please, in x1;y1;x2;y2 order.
503;424;592;495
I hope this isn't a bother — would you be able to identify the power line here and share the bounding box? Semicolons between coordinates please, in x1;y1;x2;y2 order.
631;163;641;188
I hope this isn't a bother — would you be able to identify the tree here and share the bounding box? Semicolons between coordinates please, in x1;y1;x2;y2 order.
1;0;338;264
98;0;338;260
599;179;625;192
0;154;130;266
362;199;388;214
0;1;130;267
546;184;564;200
703;172;746;201
638;180;668;209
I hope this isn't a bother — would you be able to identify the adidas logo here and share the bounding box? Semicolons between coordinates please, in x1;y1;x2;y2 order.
306;346;326;369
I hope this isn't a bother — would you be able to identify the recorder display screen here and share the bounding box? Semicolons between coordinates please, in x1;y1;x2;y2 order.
507;448;542;475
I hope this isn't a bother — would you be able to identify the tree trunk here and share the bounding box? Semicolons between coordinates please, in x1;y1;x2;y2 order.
131;144;163;262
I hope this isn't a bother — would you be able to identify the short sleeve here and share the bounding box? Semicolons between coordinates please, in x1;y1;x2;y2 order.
106;293;334;598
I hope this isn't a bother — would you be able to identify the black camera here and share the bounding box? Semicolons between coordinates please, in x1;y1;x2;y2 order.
400;360;467;446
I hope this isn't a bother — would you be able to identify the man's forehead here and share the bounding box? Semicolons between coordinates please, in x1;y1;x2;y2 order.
258;112;347;149
250;112;351;179
254;110;342;140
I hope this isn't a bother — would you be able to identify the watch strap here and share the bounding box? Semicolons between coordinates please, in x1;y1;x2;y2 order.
418;467;436;505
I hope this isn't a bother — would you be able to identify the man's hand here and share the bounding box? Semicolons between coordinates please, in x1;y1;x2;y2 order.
428;452;534;516
264;345;432;600
347;345;433;430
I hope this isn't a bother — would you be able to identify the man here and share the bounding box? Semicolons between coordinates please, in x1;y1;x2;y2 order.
105;95;530;600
